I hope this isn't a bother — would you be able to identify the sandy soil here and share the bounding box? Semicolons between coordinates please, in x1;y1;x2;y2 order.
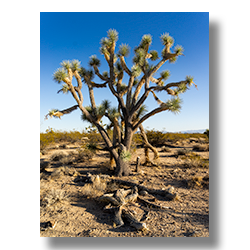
40;140;209;237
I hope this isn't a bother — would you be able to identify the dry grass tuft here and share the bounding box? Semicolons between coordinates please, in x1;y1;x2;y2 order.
50;151;68;161
41;189;69;208
50;166;78;179
81;175;107;198
187;175;209;189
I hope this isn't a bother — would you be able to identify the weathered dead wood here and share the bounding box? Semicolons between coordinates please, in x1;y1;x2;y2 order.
137;196;171;210
136;156;140;172
108;179;177;200
122;208;148;231
99;183;175;231
100;187;143;230
99;194;121;206
113;205;124;227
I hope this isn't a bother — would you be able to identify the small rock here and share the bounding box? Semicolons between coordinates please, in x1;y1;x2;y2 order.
139;190;148;196
167;186;174;194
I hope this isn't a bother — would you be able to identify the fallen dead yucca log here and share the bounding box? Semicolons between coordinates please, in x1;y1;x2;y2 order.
99;185;174;231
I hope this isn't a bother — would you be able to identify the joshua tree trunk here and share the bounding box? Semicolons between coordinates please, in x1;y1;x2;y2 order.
114;157;131;177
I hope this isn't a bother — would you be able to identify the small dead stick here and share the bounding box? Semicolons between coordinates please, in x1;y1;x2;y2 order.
137;196;171;210
136;156;140;172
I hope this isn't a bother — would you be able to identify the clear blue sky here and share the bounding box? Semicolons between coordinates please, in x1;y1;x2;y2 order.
40;12;209;133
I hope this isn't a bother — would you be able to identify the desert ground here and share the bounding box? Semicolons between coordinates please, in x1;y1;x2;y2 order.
40;136;209;237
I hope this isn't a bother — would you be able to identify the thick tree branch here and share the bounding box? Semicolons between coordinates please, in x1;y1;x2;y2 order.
133;106;168;131
120;56;131;75
93;65;109;81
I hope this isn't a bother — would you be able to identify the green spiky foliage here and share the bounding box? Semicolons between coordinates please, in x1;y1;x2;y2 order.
53;68;68;83
120;149;131;162
168;56;177;64
160;70;171;81
107;107;120;121
139;34;152;49
58;83;70;94
174;83;188;95
114;61;123;75
131;64;142;77
71;60;81;72
107;29;119;43
101;99;111;111
79;67;94;81
47;109;59;118
174;45;184;56
149;50;159;61
85;142;98;153
160;33;174;47
118;44;130;57
60;60;71;70
89;55;101;67
133;48;146;66
164;97;182;114
186;76;194;86
100;37;112;48
134;105;148;121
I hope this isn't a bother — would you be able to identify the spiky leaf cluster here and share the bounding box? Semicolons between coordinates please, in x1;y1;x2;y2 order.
79;67;94;81
134;105;147;121
59;84;70;94
149;50;159;61
60;60;81;72
120;150;131;162
174;45;184;56
133;48;146;66
118;44;130;57
89;55;101;67
160;33;174;47
100;29;118;53
174;83;188;95
160;70;171;80
164;97;182;114
53;68;68;83
107;29;118;43
71;60;81;72
186;76;194;86
131;64;142;77
139;34;152;49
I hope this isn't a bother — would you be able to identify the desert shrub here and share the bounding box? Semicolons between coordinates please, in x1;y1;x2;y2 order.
161;146;171;152
40;128;104;150
82;175;107;198
181;153;209;168
193;144;209;152
187;175;209;189
138;129;208;147
204;129;209;139
50;166;78;179
50;151;68;161
41;189;69;208
176;148;189;156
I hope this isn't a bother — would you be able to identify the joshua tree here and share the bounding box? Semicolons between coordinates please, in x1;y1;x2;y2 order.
46;29;197;177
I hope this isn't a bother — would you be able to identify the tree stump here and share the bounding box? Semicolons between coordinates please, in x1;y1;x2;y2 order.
136;156;140;173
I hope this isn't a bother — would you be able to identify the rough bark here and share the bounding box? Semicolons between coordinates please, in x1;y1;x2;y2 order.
108;179;177;201
114;157;131;177
100;187;147;231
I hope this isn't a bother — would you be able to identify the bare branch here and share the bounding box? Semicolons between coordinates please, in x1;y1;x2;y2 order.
133;106;168;131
